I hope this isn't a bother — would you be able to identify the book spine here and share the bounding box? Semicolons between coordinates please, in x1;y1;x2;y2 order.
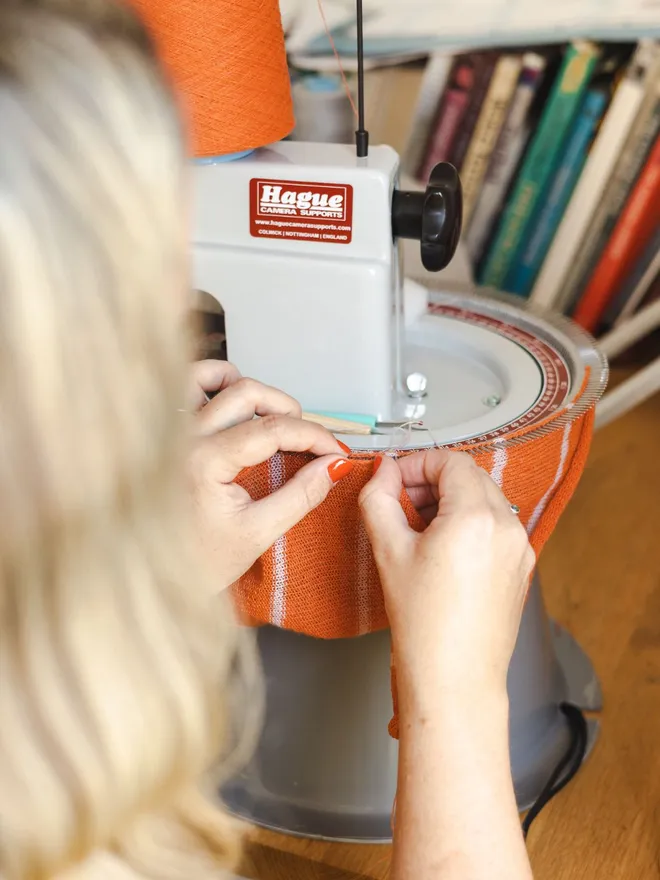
504;87;608;297
529;42;653;310
612;229;660;324
419;58;473;180
404;52;453;178
479;42;600;290
573;135;660;332
460;54;523;226
604;229;660;325
555;50;660;313
563;219;614;317
560;109;660;316
466;53;546;266
447;54;499;172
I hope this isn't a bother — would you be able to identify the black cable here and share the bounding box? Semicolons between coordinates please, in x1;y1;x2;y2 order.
522;703;589;839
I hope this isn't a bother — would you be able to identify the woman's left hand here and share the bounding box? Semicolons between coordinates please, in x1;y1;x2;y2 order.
189;359;305;433
188;358;243;412
187;361;353;589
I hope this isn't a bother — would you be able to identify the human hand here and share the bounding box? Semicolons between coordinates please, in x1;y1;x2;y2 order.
359;449;535;703
187;361;353;589
188;358;243;412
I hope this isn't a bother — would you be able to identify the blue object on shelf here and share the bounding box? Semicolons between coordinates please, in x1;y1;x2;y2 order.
194;149;255;165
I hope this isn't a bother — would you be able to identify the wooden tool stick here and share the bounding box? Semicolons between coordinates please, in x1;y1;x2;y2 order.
301;412;372;435
201;392;371;434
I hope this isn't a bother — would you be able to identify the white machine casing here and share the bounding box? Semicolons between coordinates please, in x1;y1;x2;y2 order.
193;141;402;421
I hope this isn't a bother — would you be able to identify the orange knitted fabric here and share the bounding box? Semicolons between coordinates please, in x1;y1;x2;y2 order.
231;388;596;738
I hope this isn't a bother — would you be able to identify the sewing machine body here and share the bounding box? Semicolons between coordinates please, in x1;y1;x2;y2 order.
191;141;547;448
193;142;401;421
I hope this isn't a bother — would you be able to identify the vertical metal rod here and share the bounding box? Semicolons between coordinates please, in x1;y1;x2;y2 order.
355;0;369;157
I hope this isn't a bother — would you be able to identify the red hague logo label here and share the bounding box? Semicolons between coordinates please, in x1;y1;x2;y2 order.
257;182;347;220
249;178;353;244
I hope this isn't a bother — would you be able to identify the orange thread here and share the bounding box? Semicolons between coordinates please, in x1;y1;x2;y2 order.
131;0;295;158
316;0;359;120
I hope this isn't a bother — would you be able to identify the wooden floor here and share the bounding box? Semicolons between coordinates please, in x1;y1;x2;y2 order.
240;369;660;880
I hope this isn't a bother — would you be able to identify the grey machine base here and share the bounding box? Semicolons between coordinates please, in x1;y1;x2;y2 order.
223;575;602;843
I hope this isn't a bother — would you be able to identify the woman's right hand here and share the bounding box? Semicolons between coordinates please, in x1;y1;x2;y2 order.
359;449;535;704
361;449;535;880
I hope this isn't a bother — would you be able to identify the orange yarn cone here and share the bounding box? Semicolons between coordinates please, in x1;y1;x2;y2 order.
131;0;295;158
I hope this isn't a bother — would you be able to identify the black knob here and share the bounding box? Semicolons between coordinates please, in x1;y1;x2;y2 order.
392;162;463;272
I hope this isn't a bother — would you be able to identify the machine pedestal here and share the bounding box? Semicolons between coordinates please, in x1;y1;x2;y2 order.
222;574;601;842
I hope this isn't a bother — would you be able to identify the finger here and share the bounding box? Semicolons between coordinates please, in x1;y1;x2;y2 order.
404;482;439;524
409;449;510;516
417;504;439;526
396;447;451;492
196;377;302;436
481;465;521;517
359;455;416;567
240;453;352;556
200;414;349;482
189;360;242;409
398;449;489;516
404;483;438;511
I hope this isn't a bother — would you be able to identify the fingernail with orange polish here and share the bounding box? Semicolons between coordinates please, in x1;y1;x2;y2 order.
328;458;354;484
373;454;384;474
337;440;352;456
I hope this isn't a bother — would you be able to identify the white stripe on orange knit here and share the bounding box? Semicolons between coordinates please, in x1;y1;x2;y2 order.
269;454;288;628
527;423;572;536
489;444;508;488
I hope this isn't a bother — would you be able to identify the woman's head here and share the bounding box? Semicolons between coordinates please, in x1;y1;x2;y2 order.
0;0;187;514
0;3;249;878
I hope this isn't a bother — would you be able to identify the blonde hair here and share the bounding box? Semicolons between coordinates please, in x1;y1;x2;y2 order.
0;2;256;878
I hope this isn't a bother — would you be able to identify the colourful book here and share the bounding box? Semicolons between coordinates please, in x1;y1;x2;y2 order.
403;51;453;179
561;104;660;316
573;134;660;332
478;41;600;290
605;228;660;325
556;44;660;313
504;86;608;297
419;57;474;180
529;40;655;310
459;54;523;227
447;53;499;172
501;43;634;297
466;52;547;266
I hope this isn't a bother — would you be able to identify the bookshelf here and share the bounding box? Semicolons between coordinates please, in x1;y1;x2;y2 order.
596;300;660;428
288;37;660;425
